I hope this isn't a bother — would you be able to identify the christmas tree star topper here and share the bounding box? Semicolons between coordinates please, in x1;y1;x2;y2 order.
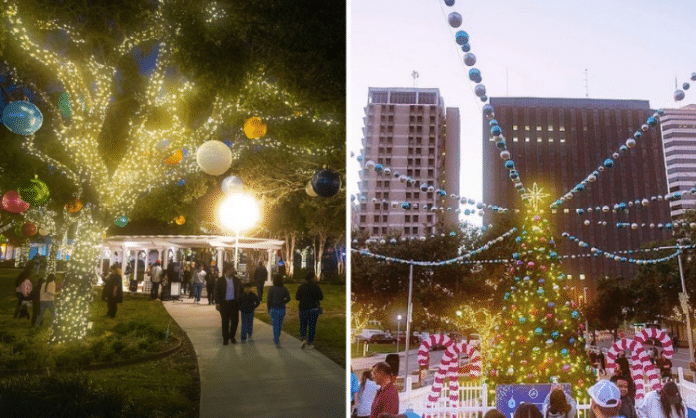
522;183;550;212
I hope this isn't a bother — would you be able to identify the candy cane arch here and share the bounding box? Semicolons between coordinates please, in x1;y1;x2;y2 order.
417;334;454;417
443;341;483;410
417;335;482;417
605;338;660;399
634;327;673;359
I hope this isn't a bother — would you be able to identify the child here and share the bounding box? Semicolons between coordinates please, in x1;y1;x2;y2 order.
239;284;260;342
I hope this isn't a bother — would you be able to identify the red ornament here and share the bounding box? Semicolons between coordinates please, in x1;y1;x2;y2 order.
490;369;498;377
546;313;554;320
21;221;37;237
540;265;547;271
527;373;535;380
521;243;526;249
2;190;29;213
540;237;546;243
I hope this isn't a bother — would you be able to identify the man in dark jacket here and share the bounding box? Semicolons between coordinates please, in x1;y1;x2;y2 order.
215;263;243;345
254;260;268;301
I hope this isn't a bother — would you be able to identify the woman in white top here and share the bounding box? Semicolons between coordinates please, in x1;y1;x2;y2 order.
637;381;687;418
355;370;379;418
35;273;57;327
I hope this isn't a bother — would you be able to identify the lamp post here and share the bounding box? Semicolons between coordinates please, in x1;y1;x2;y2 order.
217;193;260;270
676;240;694;365
396;314;402;353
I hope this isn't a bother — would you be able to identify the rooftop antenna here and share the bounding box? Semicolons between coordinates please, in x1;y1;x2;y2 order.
506;67;509;96
675;75;678;89
411;70;419;87
584;69;589;98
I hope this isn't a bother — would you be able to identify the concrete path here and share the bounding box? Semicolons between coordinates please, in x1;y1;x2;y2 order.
163;300;346;418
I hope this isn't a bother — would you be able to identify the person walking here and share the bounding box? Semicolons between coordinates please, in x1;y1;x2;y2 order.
296;271;323;349
206;263;217;305
30;275;45;326
637;380;686;418
35;273;57;327
355;370;379;418
14;263;33;319
192;263;206;304
238;284;260;342
102;265;123;318
215;264;242;345
149;261;163;300
266;274;290;347
254;260;268;301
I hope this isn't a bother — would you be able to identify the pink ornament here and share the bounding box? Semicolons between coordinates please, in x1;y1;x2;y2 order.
2;190;29;213
527;261;535;269
527;373;534;379
540;265;547;271
562;364;571;372
521;243;526;249
540;237;546;243
533;215;541;222
546;313;553;320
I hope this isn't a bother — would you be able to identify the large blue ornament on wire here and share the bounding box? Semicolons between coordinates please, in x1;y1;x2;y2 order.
114;215;129;228
2;100;43;135
311;169;341;198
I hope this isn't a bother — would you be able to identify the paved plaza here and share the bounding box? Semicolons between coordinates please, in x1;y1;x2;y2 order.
163;300;346;418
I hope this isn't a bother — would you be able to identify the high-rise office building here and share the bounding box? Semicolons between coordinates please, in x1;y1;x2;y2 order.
354;87;460;239
482;97;672;297
660;104;696;218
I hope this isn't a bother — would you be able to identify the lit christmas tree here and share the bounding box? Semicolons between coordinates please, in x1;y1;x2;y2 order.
489;183;595;400
0;0;339;344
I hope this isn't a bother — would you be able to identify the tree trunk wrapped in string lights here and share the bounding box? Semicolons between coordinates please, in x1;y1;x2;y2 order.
489;183;595;401
1;0;340;343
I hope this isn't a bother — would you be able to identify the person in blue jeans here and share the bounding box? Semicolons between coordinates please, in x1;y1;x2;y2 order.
192;263;206;304
266;274;290;347
239;284;260;342
295;271;323;349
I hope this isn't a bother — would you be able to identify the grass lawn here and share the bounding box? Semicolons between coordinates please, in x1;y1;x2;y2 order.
256;281;346;368
0;268;198;417
350;342;399;358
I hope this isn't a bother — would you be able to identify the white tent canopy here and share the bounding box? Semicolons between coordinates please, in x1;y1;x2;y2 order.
99;235;284;288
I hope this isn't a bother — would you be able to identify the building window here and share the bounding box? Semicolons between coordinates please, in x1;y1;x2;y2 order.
373;215;380;222
382;215;388;222
405;215;411;222
412;227;419;234
373;227;379;234
428;169;434;177
413;215;419;223
360;215;366;223
404;227;410;234
406;192;412;199
415;169;421;177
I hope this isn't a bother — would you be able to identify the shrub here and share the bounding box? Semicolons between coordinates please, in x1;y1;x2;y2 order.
0;374;148;418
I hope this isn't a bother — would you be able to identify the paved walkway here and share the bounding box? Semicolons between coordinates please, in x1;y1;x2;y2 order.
163;299;345;418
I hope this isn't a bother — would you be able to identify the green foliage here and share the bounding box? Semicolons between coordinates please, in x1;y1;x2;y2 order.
0;374;147;418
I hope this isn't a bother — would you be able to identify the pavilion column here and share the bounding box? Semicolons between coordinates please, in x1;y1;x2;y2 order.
120;248;127;277
216;248;224;273
162;248;169;270
266;249;273;284
133;250;140;281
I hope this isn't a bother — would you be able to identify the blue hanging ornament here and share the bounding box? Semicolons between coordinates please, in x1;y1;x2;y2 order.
448;12;462;27
675;90;685;101
551;331;559;339
402;202;410;209
463;53;476;66
571;310;579;319
469;68;482;83
444;0;455;6
311;169;341;198
561;348;569;357
534;327;543;336
491;125;502;137
603;159;614;168
455;30;469;45
647;116;658;127
2;100;43;135
519;316;527;324
461;43;471;53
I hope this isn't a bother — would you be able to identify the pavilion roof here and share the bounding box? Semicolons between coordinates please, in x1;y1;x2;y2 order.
101;235;284;251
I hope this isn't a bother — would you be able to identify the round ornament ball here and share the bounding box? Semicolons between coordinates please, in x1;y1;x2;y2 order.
2;100;43;136
38;228;48;236
18;178;50;206
475;84;486;97
404;412;422;418
463;53;476;66
222;175;244;194
243;116;267;139
675;89;686;101
114;215;129;228
444;0;455;5
311;169;341;198
65;197;82;213
305;181;318;197
2;190;29;213
196;140;232;176
21;221;37;237
448;12;462;27
165;149;185;165
175;215;186;225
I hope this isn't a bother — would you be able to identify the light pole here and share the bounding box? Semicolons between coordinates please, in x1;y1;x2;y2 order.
676;240;694;364
217;193;261;270
396;314;402;353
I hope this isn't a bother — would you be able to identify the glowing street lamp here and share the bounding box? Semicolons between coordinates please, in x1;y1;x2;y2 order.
396;314;402;353
217;193;261;269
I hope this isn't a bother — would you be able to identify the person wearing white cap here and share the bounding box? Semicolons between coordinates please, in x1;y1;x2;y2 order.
588;380;622;418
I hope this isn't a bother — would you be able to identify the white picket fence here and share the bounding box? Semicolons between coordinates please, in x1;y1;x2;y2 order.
398;371;696;418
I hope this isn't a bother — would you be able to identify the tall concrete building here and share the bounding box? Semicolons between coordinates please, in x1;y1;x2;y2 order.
660;104;696;218
354;87;460;239
482;97;672;297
